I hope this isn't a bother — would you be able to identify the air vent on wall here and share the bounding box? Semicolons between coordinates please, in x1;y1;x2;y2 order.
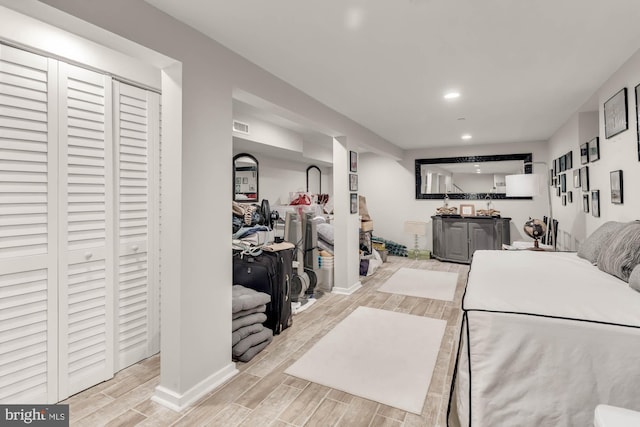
233;120;250;134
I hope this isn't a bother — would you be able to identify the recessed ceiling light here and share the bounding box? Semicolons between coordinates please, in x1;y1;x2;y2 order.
474;164;480;167
476;170;481;174
461;134;472;140
444;91;460;100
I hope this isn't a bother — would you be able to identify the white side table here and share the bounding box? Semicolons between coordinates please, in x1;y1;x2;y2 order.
595;405;640;427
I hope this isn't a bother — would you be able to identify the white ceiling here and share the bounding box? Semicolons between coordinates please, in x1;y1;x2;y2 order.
147;0;640;150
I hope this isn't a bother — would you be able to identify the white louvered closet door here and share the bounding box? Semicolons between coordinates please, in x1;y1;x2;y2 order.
57;62;114;399
0;44;58;404
113;81;159;371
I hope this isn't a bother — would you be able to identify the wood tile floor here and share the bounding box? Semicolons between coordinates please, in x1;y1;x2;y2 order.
64;256;469;426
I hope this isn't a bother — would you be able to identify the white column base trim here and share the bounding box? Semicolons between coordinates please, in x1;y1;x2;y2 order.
332;280;362;295
151;362;238;412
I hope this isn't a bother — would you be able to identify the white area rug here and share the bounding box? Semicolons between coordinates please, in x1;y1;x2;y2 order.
378;267;458;301
285;306;446;414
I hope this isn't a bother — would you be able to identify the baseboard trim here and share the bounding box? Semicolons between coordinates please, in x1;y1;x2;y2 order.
332;280;362;295
151;362;238;412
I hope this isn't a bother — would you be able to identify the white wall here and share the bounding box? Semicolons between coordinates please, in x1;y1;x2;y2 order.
359;141;549;251
547;47;640;247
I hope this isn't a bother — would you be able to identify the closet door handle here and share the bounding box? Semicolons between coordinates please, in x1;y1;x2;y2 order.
132;245;139;252
84;252;93;260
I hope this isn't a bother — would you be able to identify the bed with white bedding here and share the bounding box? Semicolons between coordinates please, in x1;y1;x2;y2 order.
448;250;640;427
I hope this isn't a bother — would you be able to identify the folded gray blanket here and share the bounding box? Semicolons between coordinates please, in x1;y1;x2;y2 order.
232;285;271;314
232;323;264;346
232;312;267;332
232;304;266;320
235;335;273;362
232;327;273;357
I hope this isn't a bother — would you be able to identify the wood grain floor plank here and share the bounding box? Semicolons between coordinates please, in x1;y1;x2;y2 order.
236;384;301;427
369;414;403;427
103;409;146;427
304;398;348;427
278;382;330;426
335;396;377;427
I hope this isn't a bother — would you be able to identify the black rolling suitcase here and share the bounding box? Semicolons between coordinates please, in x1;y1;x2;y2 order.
233;246;293;334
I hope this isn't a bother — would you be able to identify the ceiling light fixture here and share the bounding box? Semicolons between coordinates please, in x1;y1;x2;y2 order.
461;134;472;140
444;91;460;100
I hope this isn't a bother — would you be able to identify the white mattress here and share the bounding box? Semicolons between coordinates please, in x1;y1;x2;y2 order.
450;250;640;427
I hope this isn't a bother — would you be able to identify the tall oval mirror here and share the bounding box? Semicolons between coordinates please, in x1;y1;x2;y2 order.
233;153;259;202
306;165;321;194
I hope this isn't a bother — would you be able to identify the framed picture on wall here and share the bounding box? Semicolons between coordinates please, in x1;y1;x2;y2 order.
556;186;561;197
565;151;573;169
349;151;358;172
580;166;589;192
568;191;573;203
349;173;358;191
562;194;567;206
588;137;600;162
636;84;640;161
591;190;600;217
580;142;589;165
460;204;476;217
350;193;358;214
583;194;590;213
559;156;566;172
604;88;628;139
573;169;581;188
560;173;566;193
610;170;623;204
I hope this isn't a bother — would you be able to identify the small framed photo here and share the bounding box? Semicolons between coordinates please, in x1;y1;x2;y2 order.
349;151;358;172
610;170;623;204
573;169;581;188
349;173;358;191
459;204;475;217
588;137;600;162
235;177;241;185
568;191;573;203
565;151;573;169
580;166;589;192
560;173;566;193
559;156;566;172
350;193;358;214
556;186;561;197
604;88;628;139
591;190;600;217
549;169;554;186
580;142;589;165
554;158;560;175
242;177;248;184
635;84;640;161
562;194;567;206
583;194;590;213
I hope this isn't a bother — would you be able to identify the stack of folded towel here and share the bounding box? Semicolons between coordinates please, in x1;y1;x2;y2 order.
232;285;273;362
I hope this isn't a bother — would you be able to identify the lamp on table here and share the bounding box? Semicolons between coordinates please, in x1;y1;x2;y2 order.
404;220;427;260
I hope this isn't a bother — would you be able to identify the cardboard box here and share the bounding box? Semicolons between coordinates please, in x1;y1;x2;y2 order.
361;220;374;232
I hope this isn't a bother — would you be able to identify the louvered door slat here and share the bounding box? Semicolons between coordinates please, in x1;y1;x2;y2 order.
57;61;113;400
0;44;57;404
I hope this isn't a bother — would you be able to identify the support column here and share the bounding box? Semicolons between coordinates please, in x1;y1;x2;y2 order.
331;137;361;295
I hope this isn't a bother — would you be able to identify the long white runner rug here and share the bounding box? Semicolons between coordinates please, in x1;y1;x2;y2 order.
378;267;458;301
285;306;446;414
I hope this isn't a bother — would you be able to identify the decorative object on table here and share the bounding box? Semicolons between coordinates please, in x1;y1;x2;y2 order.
636;84;640;161
560;173;566;193
604;88;628;139
506;161;556;250
523;218;547;250
581;166;590;192
349;150;358;172
349;173;358;191
435;206;457;215
573;169;581;188
610;170;623;204
565;151;573;169
580;142;589;165
588;137;600;162
350;193;358;214
404;221;427;260
476;208;501;217
568;191;573;203
583;194;590;213
459;204;475;217
591;190;600;217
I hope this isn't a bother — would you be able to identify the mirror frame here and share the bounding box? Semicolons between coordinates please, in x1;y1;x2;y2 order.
415;153;533;200
233;152;259;203
306;165;322;194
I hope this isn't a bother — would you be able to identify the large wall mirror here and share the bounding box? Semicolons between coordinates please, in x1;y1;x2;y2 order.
233;153;259;202
415;153;533;200
306;165;322;194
